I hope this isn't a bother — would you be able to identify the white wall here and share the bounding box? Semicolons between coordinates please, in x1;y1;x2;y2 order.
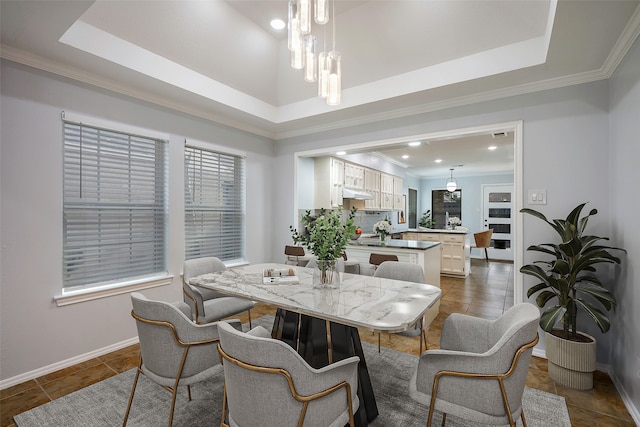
0;60;275;382
274;79;613;358
609;36;640;419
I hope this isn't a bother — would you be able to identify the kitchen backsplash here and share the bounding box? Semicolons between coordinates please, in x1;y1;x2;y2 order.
294;209;408;237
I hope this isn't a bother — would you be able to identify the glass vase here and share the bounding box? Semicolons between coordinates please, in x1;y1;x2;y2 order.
313;259;340;288
380;233;388;245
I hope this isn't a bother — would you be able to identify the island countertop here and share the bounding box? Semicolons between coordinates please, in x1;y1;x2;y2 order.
348;238;440;250
405;228;468;234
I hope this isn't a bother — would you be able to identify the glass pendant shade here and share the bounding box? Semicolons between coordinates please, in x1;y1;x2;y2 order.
446;169;457;192
304;35;317;82
299;0;311;34
326;51;341;106
315;0;329;24
287;0;298;51
318;51;329;97
291;41;304;69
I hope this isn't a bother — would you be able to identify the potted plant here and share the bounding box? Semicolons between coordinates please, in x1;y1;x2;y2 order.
418;210;435;229
520;203;626;389
290;207;357;286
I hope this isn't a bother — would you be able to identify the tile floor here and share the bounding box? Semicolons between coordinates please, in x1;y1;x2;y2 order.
0;259;635;426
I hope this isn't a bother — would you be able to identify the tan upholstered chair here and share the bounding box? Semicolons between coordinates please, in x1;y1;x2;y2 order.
182;257;254;327
217;321;360;427
409;303;540;427
473;229;493;261
124;292;242;427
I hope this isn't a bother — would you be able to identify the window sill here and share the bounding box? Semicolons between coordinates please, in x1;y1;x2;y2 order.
54;274;174;307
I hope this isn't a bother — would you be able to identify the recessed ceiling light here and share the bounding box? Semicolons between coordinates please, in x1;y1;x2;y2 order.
488;145;498;151
336;151;346;155
435;159;443;163
270;19;286;30
402;154;410;159
408;141;421;147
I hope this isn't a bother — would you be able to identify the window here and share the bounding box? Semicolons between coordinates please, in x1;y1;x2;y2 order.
184;145;245;262
63;117;168;290
431;189;462;228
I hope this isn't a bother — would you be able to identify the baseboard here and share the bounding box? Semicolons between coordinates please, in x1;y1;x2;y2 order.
0;337;139;390
606;368;640;425
531;348;640;424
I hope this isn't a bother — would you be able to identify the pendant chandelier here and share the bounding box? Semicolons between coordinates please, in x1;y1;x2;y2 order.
288;0;341;106
446;168;458;192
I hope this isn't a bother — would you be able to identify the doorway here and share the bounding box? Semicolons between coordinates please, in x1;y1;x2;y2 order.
482;184;514;261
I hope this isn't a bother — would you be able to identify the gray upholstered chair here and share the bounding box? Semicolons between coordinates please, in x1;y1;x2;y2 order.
409;303;540;427
217;321;360;427
182;257;254;327
373;261;428;352
123;292;242;427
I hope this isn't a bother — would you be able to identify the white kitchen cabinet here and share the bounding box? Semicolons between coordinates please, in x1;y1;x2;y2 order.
344;163;365;190
314;157;344;208
380;173;394;210
364;168;381;210
393;176;404;210
401;230;470;277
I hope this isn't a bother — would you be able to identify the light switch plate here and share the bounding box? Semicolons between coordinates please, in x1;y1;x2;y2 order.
528;189;547;205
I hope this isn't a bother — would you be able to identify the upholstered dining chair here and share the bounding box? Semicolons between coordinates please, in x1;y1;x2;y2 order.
373;261;428;353
216;321;361;427
182;257;254;328
409;303;540;427
124;292;242;427
472;229;493;261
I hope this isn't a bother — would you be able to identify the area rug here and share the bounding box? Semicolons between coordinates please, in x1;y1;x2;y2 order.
15;316;570;426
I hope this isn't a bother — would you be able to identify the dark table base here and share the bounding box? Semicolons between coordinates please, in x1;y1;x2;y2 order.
271;308;379;426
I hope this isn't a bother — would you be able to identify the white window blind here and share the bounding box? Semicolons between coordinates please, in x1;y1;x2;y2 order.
184;145;245;262
63;120;168;290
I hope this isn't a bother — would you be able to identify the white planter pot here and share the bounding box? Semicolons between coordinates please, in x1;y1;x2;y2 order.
545;331;597;390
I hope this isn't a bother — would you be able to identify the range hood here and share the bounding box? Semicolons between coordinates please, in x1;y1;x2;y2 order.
343;188;374;200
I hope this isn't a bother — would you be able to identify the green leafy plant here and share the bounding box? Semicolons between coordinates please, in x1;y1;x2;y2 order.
290;207;357;261
419;210;434;228
521;203;626;340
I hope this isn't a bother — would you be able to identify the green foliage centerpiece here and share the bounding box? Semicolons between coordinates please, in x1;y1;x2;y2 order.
290;207;357;286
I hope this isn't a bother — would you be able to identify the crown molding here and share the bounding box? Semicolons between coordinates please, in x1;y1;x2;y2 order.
0;45;277;140
3;3;638;143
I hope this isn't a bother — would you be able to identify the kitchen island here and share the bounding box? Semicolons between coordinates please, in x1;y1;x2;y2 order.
402;229;471;277
345;238;441;327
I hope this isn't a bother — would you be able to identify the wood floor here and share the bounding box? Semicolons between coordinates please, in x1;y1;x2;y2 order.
0;259;635;426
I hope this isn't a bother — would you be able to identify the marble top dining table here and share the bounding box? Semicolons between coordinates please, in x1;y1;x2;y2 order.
189;262;442;334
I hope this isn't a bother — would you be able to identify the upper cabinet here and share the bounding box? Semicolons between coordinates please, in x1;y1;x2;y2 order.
314;157;344;208
393;177;404;210
313;157;404;211
344;163;365;190
380;173;395;210
364;168;381;210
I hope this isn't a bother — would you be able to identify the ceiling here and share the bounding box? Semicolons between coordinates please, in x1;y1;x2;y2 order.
2;0;639;143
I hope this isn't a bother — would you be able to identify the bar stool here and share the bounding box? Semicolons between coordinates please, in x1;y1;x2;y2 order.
369;253;398;268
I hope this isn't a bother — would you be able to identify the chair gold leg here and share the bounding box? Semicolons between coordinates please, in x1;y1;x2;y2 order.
378;333;381;352
187;384;192;401
122;365;142;427
521;410;527;427
247;309;252;329
441;413;447;426
168;388;178;427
